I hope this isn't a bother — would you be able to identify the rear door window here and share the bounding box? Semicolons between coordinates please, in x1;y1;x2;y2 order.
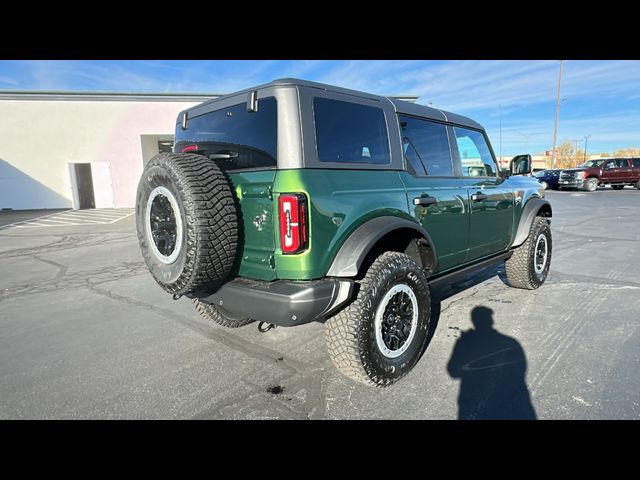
633;158;640;167
174;97;277;171
313;97;391;165
399;116;454;176
615;158;630;168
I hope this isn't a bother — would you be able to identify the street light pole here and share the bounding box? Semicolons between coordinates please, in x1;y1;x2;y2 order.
551;60;564;169
584;135;591;161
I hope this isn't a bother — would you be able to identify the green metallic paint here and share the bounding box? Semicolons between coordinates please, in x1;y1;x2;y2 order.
227;170;278;281
398;172;469;272
272;169;410;280
461;176;515;262
228;167;545;283
504;175;547;246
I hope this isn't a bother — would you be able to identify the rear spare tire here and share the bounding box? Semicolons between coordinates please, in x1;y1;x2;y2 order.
135;152;238;296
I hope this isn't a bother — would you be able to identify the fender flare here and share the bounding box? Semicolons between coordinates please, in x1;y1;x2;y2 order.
512;198;552;248
326;216;437;277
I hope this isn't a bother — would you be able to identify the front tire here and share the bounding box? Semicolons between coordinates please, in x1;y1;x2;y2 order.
325;252;431;388
584;177;598;192
540;181;549;190
505;216;552;290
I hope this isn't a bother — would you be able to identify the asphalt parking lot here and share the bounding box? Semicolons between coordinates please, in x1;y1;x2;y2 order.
1;187;639;419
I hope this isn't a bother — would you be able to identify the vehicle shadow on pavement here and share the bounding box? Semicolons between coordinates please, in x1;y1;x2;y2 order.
428;266;537;420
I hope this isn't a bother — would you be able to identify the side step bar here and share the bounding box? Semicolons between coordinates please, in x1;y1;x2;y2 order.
428;251;512;288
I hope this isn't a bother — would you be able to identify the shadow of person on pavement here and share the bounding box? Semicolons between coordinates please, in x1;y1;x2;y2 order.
446;306;536;420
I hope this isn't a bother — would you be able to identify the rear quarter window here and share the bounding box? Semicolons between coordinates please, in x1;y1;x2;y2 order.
313;97;391;165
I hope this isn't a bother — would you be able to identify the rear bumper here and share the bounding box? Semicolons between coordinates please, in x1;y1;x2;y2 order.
199;277;354;327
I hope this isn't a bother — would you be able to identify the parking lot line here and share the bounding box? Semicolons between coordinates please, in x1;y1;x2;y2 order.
0;208;135;229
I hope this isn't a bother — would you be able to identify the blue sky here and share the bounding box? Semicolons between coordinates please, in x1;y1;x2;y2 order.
1;60;638;156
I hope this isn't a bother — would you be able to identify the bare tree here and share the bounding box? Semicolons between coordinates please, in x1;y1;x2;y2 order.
555;140;585;169
612;147;640;157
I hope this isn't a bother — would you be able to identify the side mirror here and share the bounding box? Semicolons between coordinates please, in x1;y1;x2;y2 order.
499;168;510;179
510;154;532;176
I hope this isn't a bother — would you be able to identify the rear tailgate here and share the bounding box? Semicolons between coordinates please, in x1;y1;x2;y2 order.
227;170;277;281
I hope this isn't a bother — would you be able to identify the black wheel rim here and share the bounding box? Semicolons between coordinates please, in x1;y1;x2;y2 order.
150;194;177;257
380;290;414;352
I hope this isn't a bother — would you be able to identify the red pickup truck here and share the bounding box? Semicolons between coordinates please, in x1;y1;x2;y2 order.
558;157;640;192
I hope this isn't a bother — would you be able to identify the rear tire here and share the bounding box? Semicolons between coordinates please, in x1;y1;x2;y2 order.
194;299;255;328
505;216;552;290
325;251;431;388
135;152;239;296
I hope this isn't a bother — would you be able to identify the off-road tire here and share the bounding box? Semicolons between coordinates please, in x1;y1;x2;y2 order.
505;216;552;290
584;177;598;192
325;251;431;388
193;299;255;328
135;152;238;296
611;185;625;190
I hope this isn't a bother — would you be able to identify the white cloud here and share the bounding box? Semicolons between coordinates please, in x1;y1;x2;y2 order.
0;75;19;87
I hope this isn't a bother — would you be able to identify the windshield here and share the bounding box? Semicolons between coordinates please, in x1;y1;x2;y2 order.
533;170;547;178
579;159;605;168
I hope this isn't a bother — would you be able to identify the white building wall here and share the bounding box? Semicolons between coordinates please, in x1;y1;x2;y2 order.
0;99;199;209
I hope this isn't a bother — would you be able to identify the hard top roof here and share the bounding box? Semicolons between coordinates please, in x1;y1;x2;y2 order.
186;77;483;130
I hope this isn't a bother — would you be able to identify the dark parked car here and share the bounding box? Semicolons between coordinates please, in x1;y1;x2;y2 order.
534;169;561;190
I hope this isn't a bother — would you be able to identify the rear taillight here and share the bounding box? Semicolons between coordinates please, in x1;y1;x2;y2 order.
182;144;198;153
278;193;308;254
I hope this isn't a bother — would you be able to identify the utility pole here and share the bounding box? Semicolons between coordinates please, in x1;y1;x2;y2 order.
584;135;591;161
551;60;564;169
499;105;502;168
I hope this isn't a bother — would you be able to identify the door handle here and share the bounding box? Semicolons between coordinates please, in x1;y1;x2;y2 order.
471;193;488;202
413;196;437;206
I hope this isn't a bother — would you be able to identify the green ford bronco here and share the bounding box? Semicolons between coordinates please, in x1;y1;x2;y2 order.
135;78;552;387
